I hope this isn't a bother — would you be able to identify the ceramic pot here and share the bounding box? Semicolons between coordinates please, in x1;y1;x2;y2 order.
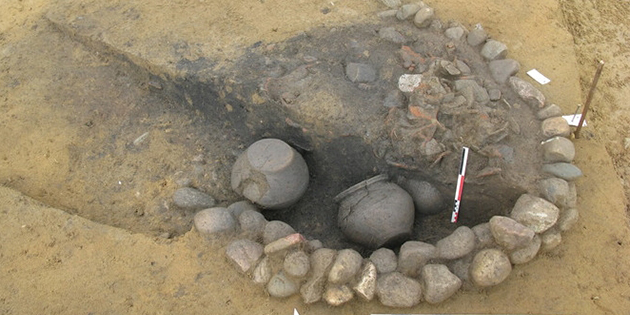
335;174;415;249
231;138;309;209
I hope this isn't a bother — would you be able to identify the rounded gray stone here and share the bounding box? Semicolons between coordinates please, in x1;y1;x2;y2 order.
328;249;363;284
324;285;354;306
489;59;521;84
542;163;583;181
413;7;434;28
173;187;216;210
225;239;264;274
470;249;512;287
541;228;562;251
481;40;508;60
228;200;259;219
379;27;406;44
422;264;462;304
283;250;310;278
370;248;398;274
489;216;536;250
379;0;401;9
307;239;323;252
542;136;576;163
194;207;237;237
539;177;570;208
376;272;423;308
567;182;577;208
397;3;423;20
542;116;571;138
436;226;476;260
537;104;564;120
262;220;296;244
398;179;445;215
397;241;437;277
558;208;579;232
509;234;542;265
472;222;497;249
467;26;487;46
509;76;546;108
445;26;465;40
510;194;560;233
238;209;267;241
267;271;299;298
346;63;377;83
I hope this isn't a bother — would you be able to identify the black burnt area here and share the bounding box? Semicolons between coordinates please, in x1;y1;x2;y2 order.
163;21;543;253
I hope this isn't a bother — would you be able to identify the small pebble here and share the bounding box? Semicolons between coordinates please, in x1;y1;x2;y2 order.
542;136;576;163
541;228;562;251
509;76;545;108
542;163;584;181
173;187;216;210
539;178;570;208
413;7;434;28
397;3;423;20
267;271;299;298
226;239;264;274
262;220;296;245
397;241;437;277
537;104;563;120
467;25;487;46
542;117;571;138
353;261;378;301
324;285;354;306
194;207;237;238
489;216;535;250
328;249;363;284
509;235;542;265
421;264;462;304
283;250;310;278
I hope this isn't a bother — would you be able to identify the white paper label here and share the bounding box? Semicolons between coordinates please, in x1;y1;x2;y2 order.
527;69;551;85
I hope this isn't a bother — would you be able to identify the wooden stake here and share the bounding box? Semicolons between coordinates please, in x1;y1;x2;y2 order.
575;60;605;139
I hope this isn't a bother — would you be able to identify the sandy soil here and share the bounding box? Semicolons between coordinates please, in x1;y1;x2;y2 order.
1;0;630;314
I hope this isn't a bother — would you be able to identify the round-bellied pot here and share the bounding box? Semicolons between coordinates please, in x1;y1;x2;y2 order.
335;175;415;249
231;138;309;209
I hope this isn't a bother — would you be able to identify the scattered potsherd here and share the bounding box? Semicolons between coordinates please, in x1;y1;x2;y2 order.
376;272;423;307
346;63;377;83
542;136;576;163
509;76;545;108
370;247;398;274
353;261;378;301
542;116;571;138
328;249;363;284
489;216;535;251
226;239;264;274
509;235;542;265
470;249;512;287
481;40;508;60
194;207;237;238
510;194;560;234
542;163;583;181
379;27;407;44
422;264;462;304
173;187;216;210
436;226;476;259
397;241;437;277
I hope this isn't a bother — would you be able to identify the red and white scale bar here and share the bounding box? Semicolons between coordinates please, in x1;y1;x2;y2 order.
451;147;470;223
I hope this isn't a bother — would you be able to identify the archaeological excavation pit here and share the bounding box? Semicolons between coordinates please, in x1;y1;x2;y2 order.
46;1;583;307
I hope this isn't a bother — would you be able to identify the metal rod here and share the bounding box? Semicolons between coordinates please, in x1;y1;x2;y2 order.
575;60;605;139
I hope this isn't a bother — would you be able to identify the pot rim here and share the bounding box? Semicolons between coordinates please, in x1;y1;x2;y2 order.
333;174;389;203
